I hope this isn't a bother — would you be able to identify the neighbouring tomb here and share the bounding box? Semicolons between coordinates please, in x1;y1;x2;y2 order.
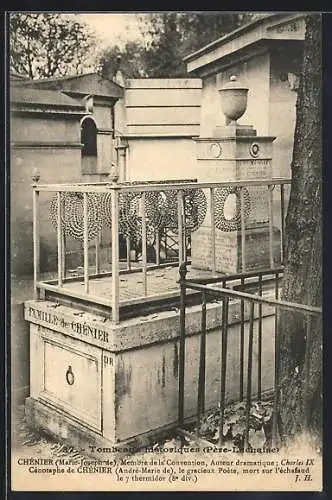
10;72;123;277
184;12;305;180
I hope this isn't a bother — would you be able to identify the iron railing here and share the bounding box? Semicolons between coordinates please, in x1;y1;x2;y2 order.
177;262;322;448
32;178;291;323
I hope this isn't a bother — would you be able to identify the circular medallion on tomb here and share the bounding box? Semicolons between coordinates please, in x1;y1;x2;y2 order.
209;142;222;158
249;142;260;158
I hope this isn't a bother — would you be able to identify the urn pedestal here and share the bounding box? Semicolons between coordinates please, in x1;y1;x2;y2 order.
190;76;280;274
191;125;280;274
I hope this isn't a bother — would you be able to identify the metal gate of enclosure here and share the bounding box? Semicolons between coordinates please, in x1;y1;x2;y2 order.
177;262;322;449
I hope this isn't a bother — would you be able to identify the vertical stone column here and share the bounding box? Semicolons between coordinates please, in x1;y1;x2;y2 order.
115;143;128;182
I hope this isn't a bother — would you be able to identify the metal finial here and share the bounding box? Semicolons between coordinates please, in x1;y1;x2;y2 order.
109;162;119;183
179;262;188;281
32;168;40;184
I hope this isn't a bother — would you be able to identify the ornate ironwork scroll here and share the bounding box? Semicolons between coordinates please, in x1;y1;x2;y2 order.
163;188;207;233
119;191;158;243
97;192;135;236
49;187;208;242
49;192;103;241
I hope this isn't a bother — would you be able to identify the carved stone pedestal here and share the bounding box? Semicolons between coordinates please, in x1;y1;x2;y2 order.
23;295;276;455
191;124;280;274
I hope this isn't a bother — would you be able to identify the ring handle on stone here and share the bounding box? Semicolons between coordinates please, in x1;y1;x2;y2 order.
65;365;75;386
214;186;251;232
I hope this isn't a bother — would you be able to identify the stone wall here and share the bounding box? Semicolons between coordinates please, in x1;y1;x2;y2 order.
126;137;197;181
269;46;302;179
115;79;202;181
200;52;271;138
11;143;82;277
24;294;276;446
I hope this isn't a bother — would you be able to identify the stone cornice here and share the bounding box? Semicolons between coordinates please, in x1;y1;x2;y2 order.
11;141;82;149
24;297;275;352
11;105;86;117
185;13;305;76
122;134;199;139
194;43;269;79
97;128;113;135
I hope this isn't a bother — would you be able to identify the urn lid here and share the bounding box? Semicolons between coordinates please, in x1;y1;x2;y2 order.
220;75;248;92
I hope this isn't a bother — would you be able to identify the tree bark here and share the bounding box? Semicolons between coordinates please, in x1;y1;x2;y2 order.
279;14;322;443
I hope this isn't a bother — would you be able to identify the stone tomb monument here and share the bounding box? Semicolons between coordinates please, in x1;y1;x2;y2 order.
22;77;280;455
191;76;280;274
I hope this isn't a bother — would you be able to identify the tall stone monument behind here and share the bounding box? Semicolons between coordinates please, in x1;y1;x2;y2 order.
191;76;280;274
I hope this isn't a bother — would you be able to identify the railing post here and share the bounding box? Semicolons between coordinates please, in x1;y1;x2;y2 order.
210;187;216;273
273;271;280;440
32;187;40;299
219;296;229;446
61;232;66;281
257;274;263;401
197;292;207;434
280;185;285;264
178;261;188;427
126;235;131;270
83;192;89;294
95;232;100;275
272;306;280;445
111;186;120;323
244;301;255;449
141;192;148;296
155;229;160;266
240;277;245;401
240;187;246;272
57;191;63;287
268;184;275;268
177;190;185;264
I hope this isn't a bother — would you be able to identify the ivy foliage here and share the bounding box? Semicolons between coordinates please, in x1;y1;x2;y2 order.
197;400;275;451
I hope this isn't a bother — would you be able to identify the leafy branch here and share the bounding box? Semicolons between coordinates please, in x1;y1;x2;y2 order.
197;400;275;451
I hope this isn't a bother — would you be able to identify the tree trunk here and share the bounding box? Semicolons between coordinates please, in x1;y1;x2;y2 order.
279;14;322;443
